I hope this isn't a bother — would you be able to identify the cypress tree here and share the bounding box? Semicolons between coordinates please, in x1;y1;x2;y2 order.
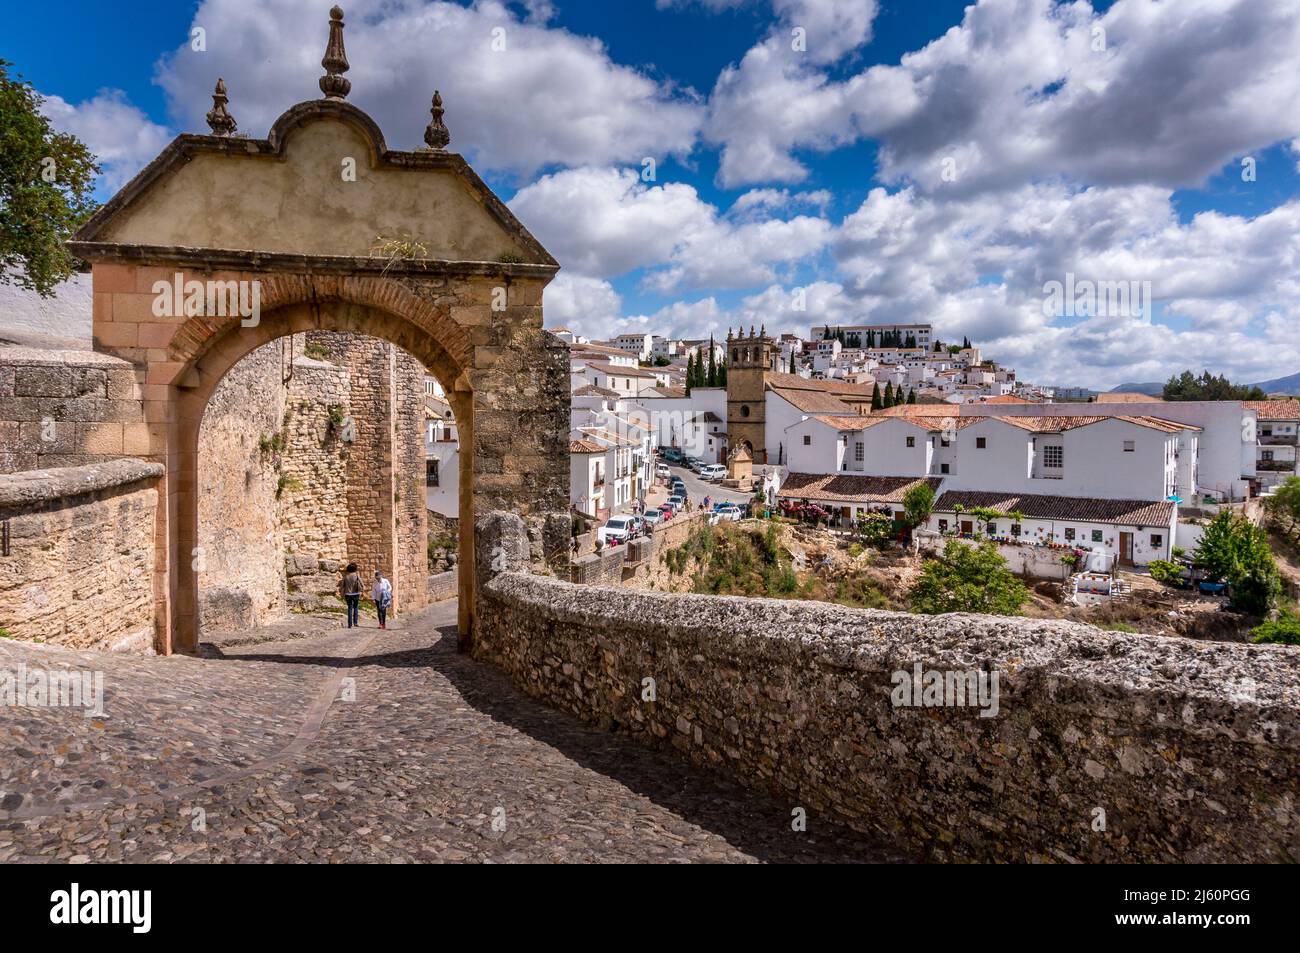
871;382;882;411
883;381;894;406
907;388;917;405
707;338;717;387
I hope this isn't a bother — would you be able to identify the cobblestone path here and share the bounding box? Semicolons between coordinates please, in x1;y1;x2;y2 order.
0;603;904;863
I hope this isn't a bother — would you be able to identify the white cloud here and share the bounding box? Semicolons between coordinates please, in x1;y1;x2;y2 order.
510;166;832;294
156;0;701;179
825;181;1300;386
40;90;172;193
706;0;1300;192
542;273;623;338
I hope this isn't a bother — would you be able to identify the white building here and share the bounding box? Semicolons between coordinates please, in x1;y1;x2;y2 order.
424;395;460;517
1245;400;1300;489
610;333;653;360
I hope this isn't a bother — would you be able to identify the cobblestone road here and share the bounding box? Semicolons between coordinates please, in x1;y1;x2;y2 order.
0;603;904;863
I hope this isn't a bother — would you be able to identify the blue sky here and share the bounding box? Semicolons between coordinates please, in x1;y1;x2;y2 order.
6;0;1300;388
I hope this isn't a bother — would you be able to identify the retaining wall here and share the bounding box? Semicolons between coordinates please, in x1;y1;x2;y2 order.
0;460;162;652
475;531;1300;862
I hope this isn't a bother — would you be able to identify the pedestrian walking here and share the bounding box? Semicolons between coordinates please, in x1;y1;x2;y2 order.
339;563;363;628
372;570;393;630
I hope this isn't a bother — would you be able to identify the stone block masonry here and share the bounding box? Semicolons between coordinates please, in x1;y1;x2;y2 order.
0;348;147;473
478;553;1300;862
0;460;162;652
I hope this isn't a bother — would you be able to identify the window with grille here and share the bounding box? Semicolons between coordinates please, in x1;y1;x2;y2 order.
425;459;439;488
855;443;864;461
1043;445;1063;468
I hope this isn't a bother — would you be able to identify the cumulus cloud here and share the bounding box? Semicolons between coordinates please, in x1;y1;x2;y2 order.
155;0;701;179
542;273;623;338
826;181;1300;385
510;166;832;294
707;0;1300;192
40;90;172;194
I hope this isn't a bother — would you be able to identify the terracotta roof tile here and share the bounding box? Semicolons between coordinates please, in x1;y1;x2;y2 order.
1244;399;1300;421
569;439;606;454
778;473;942;504
933;490;1174;527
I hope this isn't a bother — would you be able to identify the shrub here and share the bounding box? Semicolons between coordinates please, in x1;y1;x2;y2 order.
909;540;1029;616
1252;609;1300;646
1147;560;1183;586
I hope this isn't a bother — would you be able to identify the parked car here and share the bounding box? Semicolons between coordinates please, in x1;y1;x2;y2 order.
709;504;742;524
657;503;675;521
699;464;726;481
666;495;685;513
655;464;671;477
642;509;663;528
686;458;706;473
660;448;684;463
597;515;643;545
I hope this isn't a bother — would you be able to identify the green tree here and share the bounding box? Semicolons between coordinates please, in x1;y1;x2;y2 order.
788;350;796;373
1162;369;1266;401
706;337;718;386
883;381;894;406
906;388;917;405
717;358;727;387
902;481;935;528
0;60;100;295
870;382;882;411
1266;476;1300;541
1193;511;1281;615
909;540;1029;615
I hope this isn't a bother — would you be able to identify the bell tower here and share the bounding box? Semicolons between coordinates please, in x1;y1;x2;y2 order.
725;325;776;463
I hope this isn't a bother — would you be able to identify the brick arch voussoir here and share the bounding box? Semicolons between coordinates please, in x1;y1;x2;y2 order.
169;272;473;380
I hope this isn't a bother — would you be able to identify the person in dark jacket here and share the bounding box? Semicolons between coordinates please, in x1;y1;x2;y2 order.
340;563;363;628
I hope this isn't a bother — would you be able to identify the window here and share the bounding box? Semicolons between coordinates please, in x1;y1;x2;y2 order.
938;519;949;532
803;434;811;445
741;405;751;418
990;524;1000;537
1150;534;1163;549
425;459;439;488
1011;524;1021;536
906;436;916;448
940;438;950;447
1064;528;1076;541
940;463;950;474
976;437;987;449
1262;450;1274;462
1043;445;1063;468
1123;440;1135;452
1091;529;1103;543
855;443;864;462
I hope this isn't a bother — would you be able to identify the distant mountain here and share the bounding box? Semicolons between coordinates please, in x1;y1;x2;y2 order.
1108;381;1164;396
1250;372;1300;396
1106;373;1300;397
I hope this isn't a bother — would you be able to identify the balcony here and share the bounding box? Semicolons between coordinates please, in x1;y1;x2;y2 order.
1257;459;1298;472
1259;434;1299;446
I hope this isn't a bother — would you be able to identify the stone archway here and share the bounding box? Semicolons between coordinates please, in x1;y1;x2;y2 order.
168;276;478;654
66;79;570;655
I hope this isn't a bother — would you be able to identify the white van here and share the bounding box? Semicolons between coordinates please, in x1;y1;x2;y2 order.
700;464;727;481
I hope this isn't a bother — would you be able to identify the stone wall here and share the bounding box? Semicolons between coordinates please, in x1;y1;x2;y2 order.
476;540;1300;862
196;342;287;630
0;348;149;473
394;349;430;609
278;351;350;563
428;568;459;603
0;460;161;652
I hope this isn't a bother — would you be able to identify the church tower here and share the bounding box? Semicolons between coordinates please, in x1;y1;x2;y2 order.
726;325;777;463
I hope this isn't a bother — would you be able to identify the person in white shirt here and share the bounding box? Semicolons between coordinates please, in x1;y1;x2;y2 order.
372;571;393;629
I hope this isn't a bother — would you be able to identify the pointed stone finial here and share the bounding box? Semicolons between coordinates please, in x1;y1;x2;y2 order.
206;78;237;136
319;5;351;100
424;90;450;150
760;324;766;338
749;325;755;337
